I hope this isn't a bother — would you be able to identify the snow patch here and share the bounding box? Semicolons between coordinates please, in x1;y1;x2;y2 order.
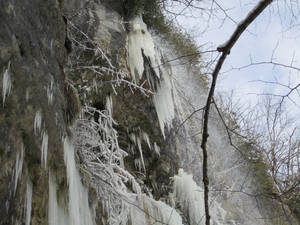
2;62;12;106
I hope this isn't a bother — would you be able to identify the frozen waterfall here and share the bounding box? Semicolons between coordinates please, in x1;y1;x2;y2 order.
48;138;95;225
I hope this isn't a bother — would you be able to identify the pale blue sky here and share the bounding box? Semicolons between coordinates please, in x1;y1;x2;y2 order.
166;0;300;112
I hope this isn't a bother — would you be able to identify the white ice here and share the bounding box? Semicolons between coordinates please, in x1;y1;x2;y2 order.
48;173;69;225
34;110;42;135
41;131;48;168
152;61;175;138
127;16;160;81
13;143;24;195
129;194;183;225
25;179;32;225
47;77;54;105
2;62;12;106
63;137;95;225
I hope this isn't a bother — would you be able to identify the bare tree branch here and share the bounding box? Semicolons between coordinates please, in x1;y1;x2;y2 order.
200;1;273;224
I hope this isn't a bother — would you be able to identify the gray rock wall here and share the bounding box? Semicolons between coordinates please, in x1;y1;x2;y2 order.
0;0;69;224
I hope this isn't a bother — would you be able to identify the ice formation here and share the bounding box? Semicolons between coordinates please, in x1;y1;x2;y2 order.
106;95;113;118
47;77;54;105
152;63;175;138
48;173;70;225
142;131;151;150
48;138;98;225
34;110;42;135
127;16;160;81
41;131;48;168
129;194;183;225
25;180;32;225
153;142;160;156
13;143;24;195
2;62;12;106
171;169;206;225
127;16;175;138
63;137;95;225
128;128;162;172
25;89;30;102
171;169;228;225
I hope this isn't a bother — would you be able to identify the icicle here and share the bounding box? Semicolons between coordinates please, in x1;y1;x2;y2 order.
127;15;176;137
41;131;48;168
136;136;146;172
92;78;98;93
47;77;54;105
106;95;113;118
153;142;160;156
127;16;160;81
134;158;143;172
129;133;137;146
2;61;12;106
25;179;32;225
13;143;24;195
34;110;42;135
142;131;151;150
152;63;175;138
25;89;30;102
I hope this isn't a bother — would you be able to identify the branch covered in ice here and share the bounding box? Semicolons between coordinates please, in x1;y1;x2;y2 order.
74;104;143;224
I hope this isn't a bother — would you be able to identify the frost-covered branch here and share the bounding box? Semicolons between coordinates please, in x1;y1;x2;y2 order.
74;105;142;225
65;15;153;100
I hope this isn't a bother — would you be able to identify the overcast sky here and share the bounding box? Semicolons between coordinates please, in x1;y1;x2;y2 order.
166;0;300;114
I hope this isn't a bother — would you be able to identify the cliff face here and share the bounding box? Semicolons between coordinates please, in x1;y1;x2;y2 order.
0;1;69;224
0;1;298;225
